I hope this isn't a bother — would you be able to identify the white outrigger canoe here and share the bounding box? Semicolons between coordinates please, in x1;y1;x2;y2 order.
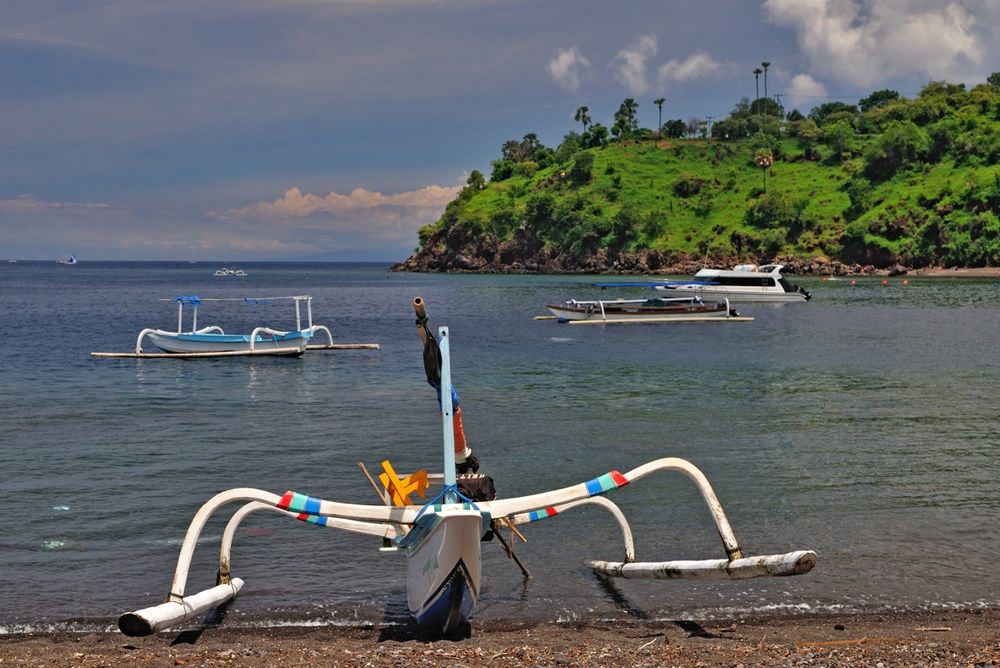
546;295;738;323
119;303;816;638
135;295;333;356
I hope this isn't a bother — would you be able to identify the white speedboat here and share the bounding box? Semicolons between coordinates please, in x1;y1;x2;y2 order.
653;264;810;302
213;267;247;276
135;295;333;356
546;296;737;323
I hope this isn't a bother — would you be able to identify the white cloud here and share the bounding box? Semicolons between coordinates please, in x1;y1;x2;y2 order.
763;0;987;86
656;51;723;89
215;184;459;221
786;73;829;110
547;46;591;93
209;183;461;247
612;34;657;95
0;193;117;213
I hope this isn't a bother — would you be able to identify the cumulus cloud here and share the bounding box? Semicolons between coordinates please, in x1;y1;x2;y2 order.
547;47;591;93
786;73;829;109
612;34;657;95
211;183;461;246
763;0;987;86
657;52;723;89
216;184;458;221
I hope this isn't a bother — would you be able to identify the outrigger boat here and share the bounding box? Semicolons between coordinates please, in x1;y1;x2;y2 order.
213;267;247;276
135;295;333;355
546;295;739;323
118;298;816;638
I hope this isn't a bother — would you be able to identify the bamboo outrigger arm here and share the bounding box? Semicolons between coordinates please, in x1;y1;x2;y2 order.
248;327;291;351
306;325;334;347
216;501;403;584
509;496;636;564
492;457;816;580
483;457;743;559
135;326;224;354
118;488;403;637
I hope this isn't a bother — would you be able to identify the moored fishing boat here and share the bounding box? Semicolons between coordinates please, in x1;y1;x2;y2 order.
213;266;247;276
546;295;738;323
135;295;333;355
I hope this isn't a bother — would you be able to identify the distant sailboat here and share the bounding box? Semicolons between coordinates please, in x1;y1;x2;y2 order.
58;255;78;265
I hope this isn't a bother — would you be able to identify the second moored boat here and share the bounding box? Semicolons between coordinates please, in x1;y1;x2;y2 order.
135;295;333;355
545;295;743;324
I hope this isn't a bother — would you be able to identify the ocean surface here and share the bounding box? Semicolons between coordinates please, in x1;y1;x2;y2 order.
1;261;998;633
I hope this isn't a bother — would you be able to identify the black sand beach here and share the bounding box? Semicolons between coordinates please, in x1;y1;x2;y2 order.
2;610;998;667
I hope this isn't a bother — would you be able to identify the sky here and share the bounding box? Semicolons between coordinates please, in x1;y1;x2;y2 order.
1;0;997;262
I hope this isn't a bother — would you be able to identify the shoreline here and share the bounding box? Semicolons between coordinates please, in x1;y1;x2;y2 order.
906;267;1000;278
3;609;997;666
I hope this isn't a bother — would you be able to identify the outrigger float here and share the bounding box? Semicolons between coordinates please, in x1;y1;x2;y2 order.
118;298;815;637
92;295;379;359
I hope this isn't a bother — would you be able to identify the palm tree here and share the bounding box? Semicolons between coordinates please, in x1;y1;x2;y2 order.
761;62;771;113
574;106;591;132
612;98;640;138
653;97;665;138
753;67;762;115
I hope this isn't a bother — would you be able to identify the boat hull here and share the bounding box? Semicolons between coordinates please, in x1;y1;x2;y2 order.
147;331;310;354
546;299;731;322
404;509;484;635
653;285;808;303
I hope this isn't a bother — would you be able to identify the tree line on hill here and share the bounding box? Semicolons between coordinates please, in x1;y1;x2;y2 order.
399;73;1000;273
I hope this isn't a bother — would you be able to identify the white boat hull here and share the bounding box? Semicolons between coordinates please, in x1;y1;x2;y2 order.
653;285;809;303
147;330;310;354
403;508;484;635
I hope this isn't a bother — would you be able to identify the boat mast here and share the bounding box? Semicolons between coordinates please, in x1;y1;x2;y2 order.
438;326;457;502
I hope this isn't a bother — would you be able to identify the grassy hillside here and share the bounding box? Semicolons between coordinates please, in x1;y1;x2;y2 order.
399;79;1000;273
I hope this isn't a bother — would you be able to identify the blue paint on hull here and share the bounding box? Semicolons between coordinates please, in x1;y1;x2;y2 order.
413;558;475;635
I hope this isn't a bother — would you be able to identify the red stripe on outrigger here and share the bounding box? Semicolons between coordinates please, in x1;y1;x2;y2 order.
611;470;629;486
277;491;295;511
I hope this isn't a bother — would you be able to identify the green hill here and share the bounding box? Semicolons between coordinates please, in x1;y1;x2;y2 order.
395;79;1000;274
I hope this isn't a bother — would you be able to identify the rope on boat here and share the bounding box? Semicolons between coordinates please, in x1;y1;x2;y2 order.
414;484;480;521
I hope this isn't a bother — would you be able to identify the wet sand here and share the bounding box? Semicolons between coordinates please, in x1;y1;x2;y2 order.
2;610;997;667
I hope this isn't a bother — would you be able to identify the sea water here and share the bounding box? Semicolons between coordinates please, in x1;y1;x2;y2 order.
1;261;998;632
